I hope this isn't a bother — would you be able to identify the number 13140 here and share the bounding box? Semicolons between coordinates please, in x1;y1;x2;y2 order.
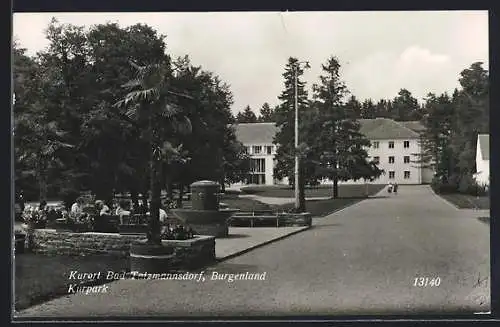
413;277;441;287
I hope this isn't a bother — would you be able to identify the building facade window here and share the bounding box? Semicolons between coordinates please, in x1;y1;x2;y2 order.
250;158;266;173
248;158;266;185
389;171;395;179
372;141;379;149
404;141;410;148
243;146;249;154
388;141;394;149
373;156;380;164
404;171;411;179
404;156;410;163
389;156;395;164
265;145;273;155
253;145;262;154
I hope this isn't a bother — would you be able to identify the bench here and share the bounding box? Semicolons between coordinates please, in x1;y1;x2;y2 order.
121;214;149;225
230;211;280;227
93;214;120;233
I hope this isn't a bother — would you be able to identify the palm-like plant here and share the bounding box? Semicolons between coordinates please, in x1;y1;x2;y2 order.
115;60;192;245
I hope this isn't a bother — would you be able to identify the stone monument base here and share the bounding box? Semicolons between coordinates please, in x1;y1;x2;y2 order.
190;223;228;238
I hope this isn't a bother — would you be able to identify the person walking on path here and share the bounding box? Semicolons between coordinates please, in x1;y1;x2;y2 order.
393;183;398;195
387;182;393;194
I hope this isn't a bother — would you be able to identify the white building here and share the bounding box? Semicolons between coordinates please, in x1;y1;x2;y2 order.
474;134;490;186
234;118;434;186
234;123;279;185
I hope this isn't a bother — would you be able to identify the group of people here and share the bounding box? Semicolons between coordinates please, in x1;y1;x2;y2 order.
387;182;399;194
89;197;169;224
18;194;171;226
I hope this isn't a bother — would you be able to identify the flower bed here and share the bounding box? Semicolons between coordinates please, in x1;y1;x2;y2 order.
29;229;215;269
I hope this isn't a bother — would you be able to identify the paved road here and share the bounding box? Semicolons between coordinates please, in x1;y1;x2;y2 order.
16;186;490;318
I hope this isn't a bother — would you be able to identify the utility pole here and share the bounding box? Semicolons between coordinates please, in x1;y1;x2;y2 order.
293;61;310;211
294;65;299;211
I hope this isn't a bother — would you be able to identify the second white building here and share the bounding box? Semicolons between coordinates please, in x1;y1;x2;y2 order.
234;118;434;186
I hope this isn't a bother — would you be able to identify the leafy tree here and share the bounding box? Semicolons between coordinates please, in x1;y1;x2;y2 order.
170;56;242;192
236;105;258;123
221;132;251;188
83;22;169;202
258;102;275;122
13;42;42;200
415;92;455;182
28;18;98;202
449;62;489;192
309;56;382;198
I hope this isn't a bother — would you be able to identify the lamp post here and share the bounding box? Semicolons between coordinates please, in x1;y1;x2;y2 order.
293;61;310;211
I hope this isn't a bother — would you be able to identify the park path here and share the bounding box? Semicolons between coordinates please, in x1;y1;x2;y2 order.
16;185;490;317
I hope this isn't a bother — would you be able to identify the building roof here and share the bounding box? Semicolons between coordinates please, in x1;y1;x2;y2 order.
399;121;426;133
358;118;421;140
234;122;277;144
478;134;490;160
234;118;422;144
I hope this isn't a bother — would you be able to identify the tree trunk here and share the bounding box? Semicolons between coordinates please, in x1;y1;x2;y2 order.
333;177;339;199
299;171;306;212
298;164;306;212
166;181;173;202
131;189;139;208
176;183;184;208
148;112;161;245
38;168;48;204
220;177;226;193
148;157;161;244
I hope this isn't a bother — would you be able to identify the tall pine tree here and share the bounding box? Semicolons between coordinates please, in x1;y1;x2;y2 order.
236;105;258;123
308;56;382;198
258;102;275;122
273;57;310;211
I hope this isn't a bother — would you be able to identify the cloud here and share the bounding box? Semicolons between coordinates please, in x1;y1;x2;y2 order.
344;46;455;101
12;11;489;112
397;46;450;65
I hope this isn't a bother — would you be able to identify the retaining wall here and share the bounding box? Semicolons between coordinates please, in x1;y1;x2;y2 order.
30;229;215;268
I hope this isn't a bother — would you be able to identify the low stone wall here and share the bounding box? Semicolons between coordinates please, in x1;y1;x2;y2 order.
278;213;312;227
30;229;216;268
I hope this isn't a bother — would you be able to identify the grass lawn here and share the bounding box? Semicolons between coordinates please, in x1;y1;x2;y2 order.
240;184;385;198
478;217;490;224
222;184;386;218
275;198;364;217
440;193;490;210
14;253;128;311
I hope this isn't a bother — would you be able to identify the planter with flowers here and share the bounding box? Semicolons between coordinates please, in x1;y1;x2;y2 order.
22;205;48;230
161;224;196;240
130;224;202;273
66;211;94;233
21;205;48;251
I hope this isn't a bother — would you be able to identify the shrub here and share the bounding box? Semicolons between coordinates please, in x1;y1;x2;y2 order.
430;177;457;194
458;175;488;196
160;225;196;240
22;205;48;226
432;175;489;196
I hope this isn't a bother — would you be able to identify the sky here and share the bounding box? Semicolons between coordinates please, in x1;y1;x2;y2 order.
12;11;489;114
